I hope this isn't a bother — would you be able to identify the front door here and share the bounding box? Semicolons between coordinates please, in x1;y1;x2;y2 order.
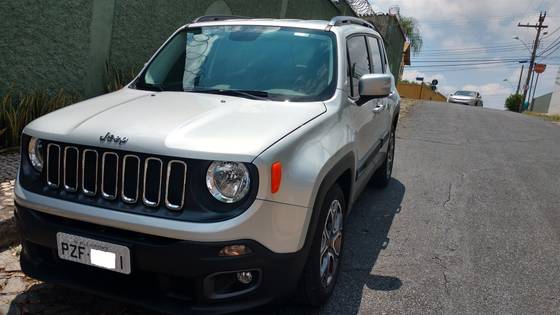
346;35;387;178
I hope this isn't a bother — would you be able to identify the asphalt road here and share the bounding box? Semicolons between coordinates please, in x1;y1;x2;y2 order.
266;101;560;314
5;101;560;314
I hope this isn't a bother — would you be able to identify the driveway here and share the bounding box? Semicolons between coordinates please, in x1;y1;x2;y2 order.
2;102;560;314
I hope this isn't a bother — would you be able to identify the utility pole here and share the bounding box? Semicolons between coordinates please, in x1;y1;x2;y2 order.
516;64;524;95
518;11;548;112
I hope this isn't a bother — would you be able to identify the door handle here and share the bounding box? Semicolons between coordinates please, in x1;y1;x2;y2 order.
373;103;385;113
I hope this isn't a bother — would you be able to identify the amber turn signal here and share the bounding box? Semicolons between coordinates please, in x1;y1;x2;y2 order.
219;244;252;257
271;161;282;193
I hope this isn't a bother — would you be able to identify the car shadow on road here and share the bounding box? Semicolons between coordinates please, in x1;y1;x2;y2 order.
255;178;406;314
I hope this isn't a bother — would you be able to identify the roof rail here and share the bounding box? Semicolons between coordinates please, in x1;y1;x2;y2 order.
326;16;376;31
192;15;249;23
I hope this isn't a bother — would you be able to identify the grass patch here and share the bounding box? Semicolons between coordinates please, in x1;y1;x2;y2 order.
524;112;560;122
105;62;139;93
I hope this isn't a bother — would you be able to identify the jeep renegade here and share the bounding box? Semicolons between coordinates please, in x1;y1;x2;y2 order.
15;16;400;313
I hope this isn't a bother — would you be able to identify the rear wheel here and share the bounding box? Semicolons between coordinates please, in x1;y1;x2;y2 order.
297;184;345;306
371;127;395;188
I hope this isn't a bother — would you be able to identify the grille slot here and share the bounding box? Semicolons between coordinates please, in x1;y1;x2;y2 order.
82;149;98;196
101;152;119;200
63;146;79;192
143;157;163;207
165;160;187;210
46;143;61;188
122;155;140;204
44;143;191;212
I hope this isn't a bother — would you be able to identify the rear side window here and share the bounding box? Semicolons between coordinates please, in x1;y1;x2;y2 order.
347;36;370;98
367;37;384;74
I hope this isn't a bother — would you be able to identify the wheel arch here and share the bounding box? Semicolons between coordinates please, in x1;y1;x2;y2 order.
301;151;355;253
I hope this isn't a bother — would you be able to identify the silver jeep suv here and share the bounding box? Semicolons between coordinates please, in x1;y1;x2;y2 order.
15;16;400;313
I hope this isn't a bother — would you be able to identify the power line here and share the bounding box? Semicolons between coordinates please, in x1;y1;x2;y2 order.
408;61;522;68
538;36;560;55
540;43;560;59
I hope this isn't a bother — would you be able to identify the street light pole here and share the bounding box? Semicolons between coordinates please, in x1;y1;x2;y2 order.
518;12;548;112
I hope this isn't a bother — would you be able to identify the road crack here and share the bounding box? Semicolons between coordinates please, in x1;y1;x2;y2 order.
443;183;452;209
432;256;451;296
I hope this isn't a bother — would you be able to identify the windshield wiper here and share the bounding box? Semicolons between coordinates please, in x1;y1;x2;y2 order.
137;82;164;92
186;88;270;100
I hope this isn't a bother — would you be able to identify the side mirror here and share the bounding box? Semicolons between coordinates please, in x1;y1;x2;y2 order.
356;74;392;106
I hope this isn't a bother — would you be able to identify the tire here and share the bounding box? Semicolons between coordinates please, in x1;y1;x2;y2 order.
297;184;345;306
371;126;395;188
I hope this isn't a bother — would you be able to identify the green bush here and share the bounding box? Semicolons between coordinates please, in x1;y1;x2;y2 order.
505;94;523;112
0;90;78;149
0;63;137;149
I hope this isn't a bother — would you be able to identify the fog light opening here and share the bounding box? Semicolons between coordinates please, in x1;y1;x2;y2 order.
218;244;252;257
203;269;261;300
236;271;253;284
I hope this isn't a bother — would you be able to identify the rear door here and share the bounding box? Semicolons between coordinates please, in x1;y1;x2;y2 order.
366;36;391;138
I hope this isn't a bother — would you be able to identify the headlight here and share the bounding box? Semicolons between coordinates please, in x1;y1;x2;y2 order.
206;161;250;203
28;137;44;172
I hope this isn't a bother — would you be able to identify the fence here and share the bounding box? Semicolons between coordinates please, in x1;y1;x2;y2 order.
397;83;447;102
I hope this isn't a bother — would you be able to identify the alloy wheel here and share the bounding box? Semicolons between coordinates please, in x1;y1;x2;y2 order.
319;199;343;288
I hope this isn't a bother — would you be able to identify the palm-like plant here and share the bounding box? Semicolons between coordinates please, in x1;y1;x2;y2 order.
399;16;423;55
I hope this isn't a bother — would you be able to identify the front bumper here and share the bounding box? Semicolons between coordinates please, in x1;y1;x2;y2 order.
15;205;308;314
448;99;475;106
14;179;310;254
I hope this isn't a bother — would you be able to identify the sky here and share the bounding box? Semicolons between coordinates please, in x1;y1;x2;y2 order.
370;0;560;110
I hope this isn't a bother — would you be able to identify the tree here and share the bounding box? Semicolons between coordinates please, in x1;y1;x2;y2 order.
399;16;423;55
505;94;523;112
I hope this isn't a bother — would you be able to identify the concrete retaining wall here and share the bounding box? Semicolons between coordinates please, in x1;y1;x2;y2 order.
0;0;354;98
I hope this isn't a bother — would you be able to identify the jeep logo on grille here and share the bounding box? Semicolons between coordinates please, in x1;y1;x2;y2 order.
99;132;128;145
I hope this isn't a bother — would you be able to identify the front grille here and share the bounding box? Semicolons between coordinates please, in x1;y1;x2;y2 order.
45;143;188;211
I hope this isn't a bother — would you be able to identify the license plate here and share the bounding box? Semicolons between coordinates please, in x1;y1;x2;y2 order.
56;232;131;274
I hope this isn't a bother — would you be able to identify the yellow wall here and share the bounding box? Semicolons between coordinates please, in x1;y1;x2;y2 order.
397;83;447;102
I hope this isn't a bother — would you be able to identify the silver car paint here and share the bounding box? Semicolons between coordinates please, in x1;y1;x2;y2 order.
23;89;326;163
16;19;399;254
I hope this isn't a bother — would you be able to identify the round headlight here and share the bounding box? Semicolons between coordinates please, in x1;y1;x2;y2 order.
206;161;251;203
28;137;44;172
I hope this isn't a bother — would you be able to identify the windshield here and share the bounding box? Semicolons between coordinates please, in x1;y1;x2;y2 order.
454;91;477;97
135;25;337;102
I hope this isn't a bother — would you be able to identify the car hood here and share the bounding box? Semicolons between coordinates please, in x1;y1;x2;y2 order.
24;89;327;162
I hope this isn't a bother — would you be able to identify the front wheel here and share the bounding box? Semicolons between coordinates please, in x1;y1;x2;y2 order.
297;184;345;306
371;127;395;188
